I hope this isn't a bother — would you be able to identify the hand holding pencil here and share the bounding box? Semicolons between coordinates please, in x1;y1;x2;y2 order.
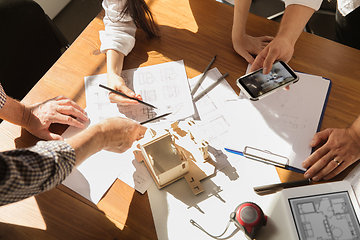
105;73;143;106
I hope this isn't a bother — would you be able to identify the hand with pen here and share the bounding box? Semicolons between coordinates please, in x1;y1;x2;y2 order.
302;116;360;181
107;73;143;106
106;50;142;106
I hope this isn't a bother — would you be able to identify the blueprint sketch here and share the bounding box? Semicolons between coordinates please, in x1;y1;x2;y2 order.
84;60;194;125
289;192;360;240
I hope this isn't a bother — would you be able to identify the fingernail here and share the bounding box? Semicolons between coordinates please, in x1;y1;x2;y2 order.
302;162;307;168
304;172;309;178
129;92;135;97
312;176;319;181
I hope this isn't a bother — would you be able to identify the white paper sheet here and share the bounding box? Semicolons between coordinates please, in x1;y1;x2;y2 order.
224;72;331;171
84;60;194;125
345;163;360;206
189;68;239;171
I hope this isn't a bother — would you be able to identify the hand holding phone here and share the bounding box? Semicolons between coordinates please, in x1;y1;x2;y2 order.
236;61;299;101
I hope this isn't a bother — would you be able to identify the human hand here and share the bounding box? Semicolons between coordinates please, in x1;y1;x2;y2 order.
302;128;360;181
233;33;274;64
25;96;89;140
107;73;142;105
249;36;294;74
97;117;147;153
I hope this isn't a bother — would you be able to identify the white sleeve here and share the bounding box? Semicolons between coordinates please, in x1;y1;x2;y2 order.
99;0;137;55
284;0;323;11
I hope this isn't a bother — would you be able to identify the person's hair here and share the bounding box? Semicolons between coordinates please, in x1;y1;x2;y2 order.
120;0;159;39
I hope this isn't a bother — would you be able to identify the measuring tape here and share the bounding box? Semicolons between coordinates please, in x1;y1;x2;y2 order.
190;202;267;240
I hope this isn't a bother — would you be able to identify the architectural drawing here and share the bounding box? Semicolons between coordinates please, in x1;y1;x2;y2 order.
84;60;194;125
289;192;360;240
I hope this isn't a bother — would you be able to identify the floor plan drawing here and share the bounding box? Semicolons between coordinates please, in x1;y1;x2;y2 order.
289;192;360;240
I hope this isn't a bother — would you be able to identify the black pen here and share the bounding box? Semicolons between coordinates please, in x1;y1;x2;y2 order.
99;84;157;109
191;55;217;96
140;112;172;125
193;72;229;102
253;179;311;196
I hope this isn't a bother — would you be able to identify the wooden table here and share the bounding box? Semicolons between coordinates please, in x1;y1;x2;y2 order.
1;0;360;239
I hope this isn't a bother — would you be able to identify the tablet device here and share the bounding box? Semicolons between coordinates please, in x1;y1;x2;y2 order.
279;181;360;240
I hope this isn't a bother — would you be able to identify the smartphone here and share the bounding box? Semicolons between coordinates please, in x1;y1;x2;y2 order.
236;61;299;101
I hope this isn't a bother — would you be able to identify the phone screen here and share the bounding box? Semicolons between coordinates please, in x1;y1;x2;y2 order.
237;61;298;99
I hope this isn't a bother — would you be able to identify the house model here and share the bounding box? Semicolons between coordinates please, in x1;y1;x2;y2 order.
134;118;215;195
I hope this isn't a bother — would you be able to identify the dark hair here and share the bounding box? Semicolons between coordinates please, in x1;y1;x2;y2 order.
120;0;159;39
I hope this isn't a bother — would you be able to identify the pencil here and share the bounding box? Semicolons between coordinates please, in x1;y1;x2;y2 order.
99;84;157;109
191;55;217;96
193;72;229;102
140;112;172;125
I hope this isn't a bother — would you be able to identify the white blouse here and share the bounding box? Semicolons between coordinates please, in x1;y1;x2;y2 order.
99;0;137;55
285;0;360;17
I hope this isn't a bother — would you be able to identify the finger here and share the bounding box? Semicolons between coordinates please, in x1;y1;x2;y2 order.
303;152;333;179
323;162;348;180
56;105;89;123
108;93;140;105
310;158;340;181
48;132;63;141
310;129;332;147
55;96;87;114
302;144;330;169
50;114;87;129
239;50;255;64
259;36;274;42
249;54;265;73
37;131;63;141
262;49;279;74
54;98;88;123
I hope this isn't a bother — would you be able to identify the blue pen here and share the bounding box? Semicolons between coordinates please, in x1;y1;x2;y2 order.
224;147;306;174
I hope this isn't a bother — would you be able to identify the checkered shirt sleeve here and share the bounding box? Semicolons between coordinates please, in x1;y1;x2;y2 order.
0;141;76;206
0;84;7;109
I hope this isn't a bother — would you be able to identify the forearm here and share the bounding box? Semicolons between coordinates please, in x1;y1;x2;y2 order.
232;0;252;39
65;124;104;167
0;141;75;206
276;4;315;46
348;116;360;147
106;49;125;86
0;95;31;128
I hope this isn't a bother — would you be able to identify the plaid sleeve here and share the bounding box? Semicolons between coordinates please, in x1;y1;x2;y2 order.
0;84;7;109
0;141;76;206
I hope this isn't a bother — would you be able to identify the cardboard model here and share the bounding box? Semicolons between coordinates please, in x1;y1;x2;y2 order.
134;118;215;195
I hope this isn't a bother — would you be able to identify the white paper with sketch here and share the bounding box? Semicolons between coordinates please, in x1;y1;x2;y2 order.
84;60;194;125
225;72;331;171
188;67;239;171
